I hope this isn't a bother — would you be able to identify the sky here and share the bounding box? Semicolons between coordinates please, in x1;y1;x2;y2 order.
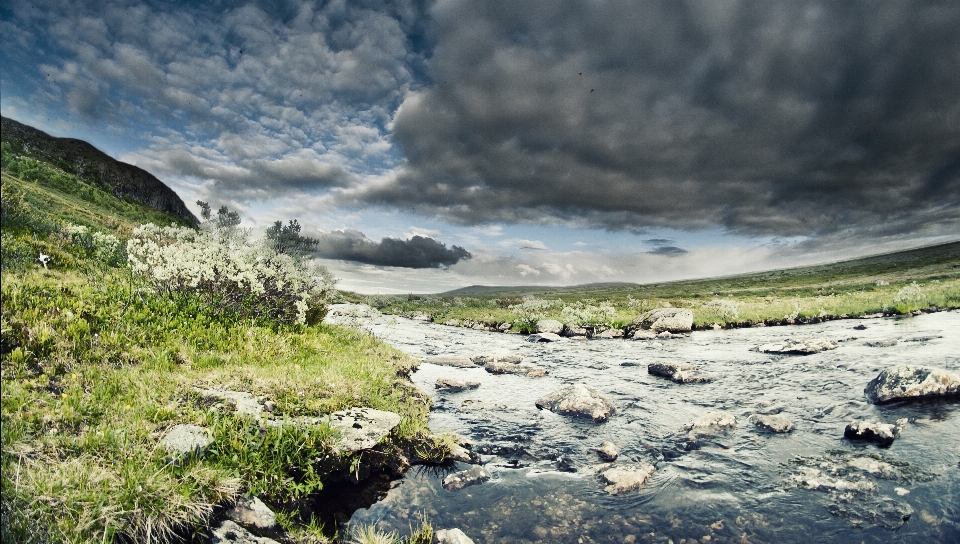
2;0;958;293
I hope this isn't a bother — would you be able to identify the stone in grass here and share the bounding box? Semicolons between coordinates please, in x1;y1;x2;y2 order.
647;362;711;384
844;419;907;447
483;361;548;377
751;414;794;433
198;389;264;417
863;365;960;404
756;337;838;355
596;441;619;462
224;496;277;531
435;378;481;392
422;355;476;368
160;424;213;457
442;465;492;491
599;464;656;494
434;528;476;544
209;520;279;544
535;384;615;422
326;407;402;452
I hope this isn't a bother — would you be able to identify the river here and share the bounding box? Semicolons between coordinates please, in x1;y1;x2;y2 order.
343;310;959;543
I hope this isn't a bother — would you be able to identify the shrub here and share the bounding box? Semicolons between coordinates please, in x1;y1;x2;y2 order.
702;299;741;320
126;222;336;325
893;281;925;313
509;297;561;332
63;224;126;267
560;300;616;328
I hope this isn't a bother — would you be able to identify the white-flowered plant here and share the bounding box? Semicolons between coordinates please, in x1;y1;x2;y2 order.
509;296;562;331
64;223;126;266
560;300;616;328
702;298;741;320
893;281;925;308
127;222;335;324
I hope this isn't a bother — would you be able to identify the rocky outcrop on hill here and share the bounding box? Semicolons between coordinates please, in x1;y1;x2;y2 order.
2;116;197;225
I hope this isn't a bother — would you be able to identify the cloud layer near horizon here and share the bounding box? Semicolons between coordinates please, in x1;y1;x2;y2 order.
312;229;471;268
2;0;958;250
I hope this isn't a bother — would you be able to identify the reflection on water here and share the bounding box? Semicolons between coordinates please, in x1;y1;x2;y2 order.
348;311;960;543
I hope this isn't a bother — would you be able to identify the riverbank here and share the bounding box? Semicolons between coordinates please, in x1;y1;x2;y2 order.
0;268;452;543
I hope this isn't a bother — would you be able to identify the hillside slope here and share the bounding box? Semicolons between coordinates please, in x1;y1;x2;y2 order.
1;116;197;225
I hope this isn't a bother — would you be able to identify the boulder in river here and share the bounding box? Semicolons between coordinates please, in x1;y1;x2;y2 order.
629;329;657;340
863;365;960;404
598;464;656;494
625;308;694;334
535;384;615;422
647;362;711;384
593;328;624;339
442;465;492;491
435;378;481;392
751;414;794;433
526;332;564;342
596;441;619;462
470;353;523;365
756;337;838;355
484;361;548;377
422;355;476;368
844;419;907;447
536;319;564;334
434;528;476;544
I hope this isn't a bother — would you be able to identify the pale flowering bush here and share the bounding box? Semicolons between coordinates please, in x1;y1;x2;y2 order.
560;300;616;329
701;299;741;320
893;281;925;313
127;222;335;325
63;223;126;266
509;296;563;332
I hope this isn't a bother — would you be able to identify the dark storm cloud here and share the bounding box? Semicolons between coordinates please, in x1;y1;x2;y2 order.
647;246;688;257
315;229;472;268
359;0;960;237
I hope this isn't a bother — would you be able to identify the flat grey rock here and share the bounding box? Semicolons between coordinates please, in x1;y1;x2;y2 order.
483;361;547;377
434;528;476;544
864;365;960;404
647;362;710;384
224;496;277;531
160;424;213;457
470;354;523;364
435;378;481;392
757;337;838;355
526;332;564;342
751;414;794;433
536;384;615;422
422;355;476;368
442;465;491;491
683;411;737;434
209;520;279;544
326;407;402;452
198;389;263;417
844;419;906;447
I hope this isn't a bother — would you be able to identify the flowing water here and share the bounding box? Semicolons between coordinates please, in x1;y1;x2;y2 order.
344;310;960;543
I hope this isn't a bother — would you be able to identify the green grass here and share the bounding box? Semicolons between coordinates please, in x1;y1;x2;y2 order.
1;151;444;543
350;241;960;330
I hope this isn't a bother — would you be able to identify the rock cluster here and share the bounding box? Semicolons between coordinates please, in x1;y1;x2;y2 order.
442;466;492;491
756;337;838;355
535;384;616;422
625;308;694;335
598;464;656;494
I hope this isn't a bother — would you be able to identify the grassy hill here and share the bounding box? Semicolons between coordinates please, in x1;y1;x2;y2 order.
1;146;442;543
357;241;960;330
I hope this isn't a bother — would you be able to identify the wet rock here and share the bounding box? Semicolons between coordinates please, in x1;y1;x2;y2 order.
756;337;838;355
556;456;577;472
470;354;523;365
435;378;481;392
434;528;476;544
526;332;564;342
198;389;264;417
536;319;564;335
411;312;433;323
224;496;277;531
562;325;589;337
596;441;619;462
593;328;624;339
828;496;914;530
863;365;960;404
209;520;279;544
442;465;492;491
483;361;548;377
853;324;867;330
447;435;480;464
460;399;508;411
790;466;877;493
844;419;907;447
599;464;656;494
536;384;616;422
751;414;794;433
326;407;402;452
629;329;657;340
683;411;737;434
865;339;898;347
647;362;711;384
160;424;213;457
422;355;476;368
626;308;694;334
